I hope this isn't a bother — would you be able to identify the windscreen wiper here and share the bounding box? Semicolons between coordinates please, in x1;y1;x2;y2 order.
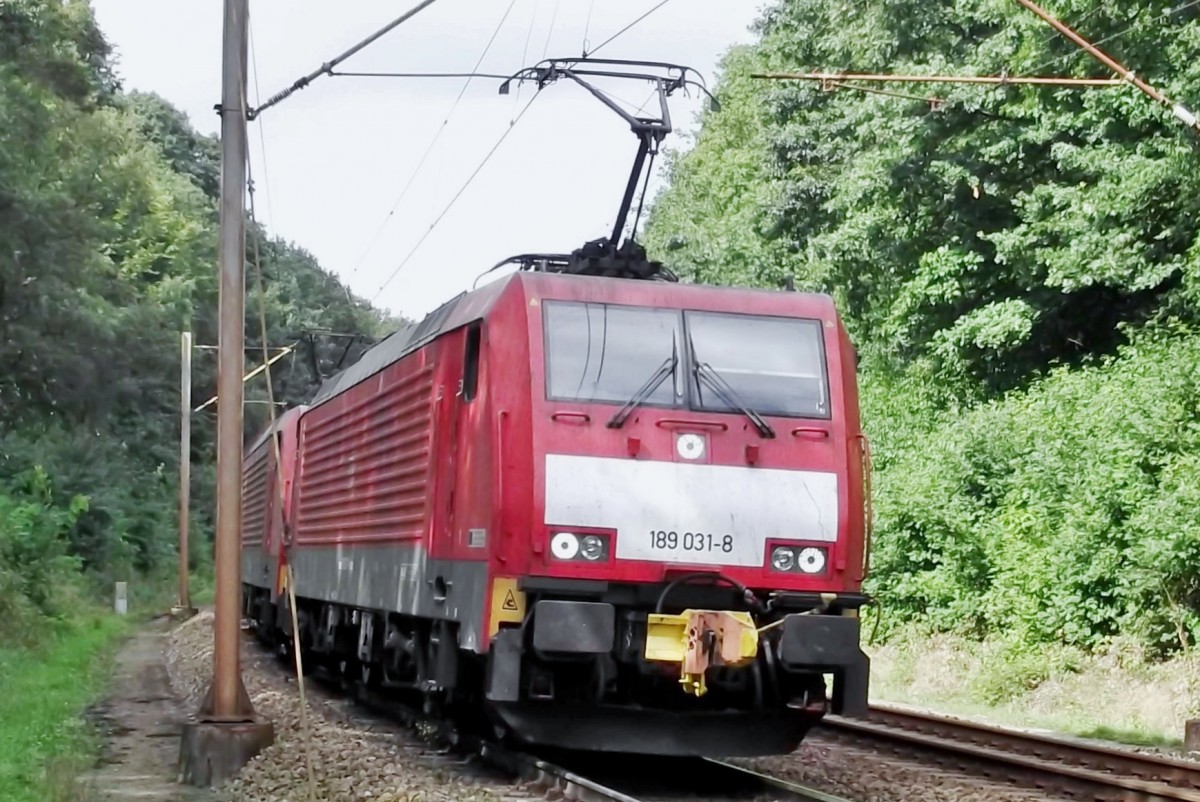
691;356;776;439
606;342;678;429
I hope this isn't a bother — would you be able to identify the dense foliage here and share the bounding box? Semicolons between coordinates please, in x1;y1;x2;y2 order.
647;0;1200;651
0;0;388;638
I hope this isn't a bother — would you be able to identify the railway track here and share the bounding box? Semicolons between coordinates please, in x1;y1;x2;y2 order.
355;684;848;802
821;704;1200;801
488;748;853;802
260;638;851;802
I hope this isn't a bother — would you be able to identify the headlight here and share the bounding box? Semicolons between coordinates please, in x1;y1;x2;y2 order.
580;535;605;561
549;532;610;562
770;546;796;572
768;544;828;574
796;547;827;574
550;532;580;560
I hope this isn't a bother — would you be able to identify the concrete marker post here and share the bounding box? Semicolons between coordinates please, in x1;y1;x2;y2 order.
173;331;197;621
1186;720;1200;753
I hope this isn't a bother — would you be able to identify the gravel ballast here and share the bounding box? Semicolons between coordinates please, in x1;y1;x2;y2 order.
740;736;1064;802
169;614;1070;802
166;614;516;802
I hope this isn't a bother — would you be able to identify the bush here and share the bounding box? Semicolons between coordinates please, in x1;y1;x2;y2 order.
0;468;89;643
865;327;1200;654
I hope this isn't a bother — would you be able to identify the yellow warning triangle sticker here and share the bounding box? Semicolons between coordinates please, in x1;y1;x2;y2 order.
502;589;519;611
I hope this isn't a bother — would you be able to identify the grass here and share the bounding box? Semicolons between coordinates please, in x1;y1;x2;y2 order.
189;569;215;607
0;609;132;802
867;629;1197;749
1076;725;1179;748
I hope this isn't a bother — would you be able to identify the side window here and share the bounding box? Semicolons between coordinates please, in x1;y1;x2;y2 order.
462;323;482;402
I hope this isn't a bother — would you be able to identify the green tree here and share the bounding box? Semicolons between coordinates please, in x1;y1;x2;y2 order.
646;0;1200;654
647;0;1200;396
0;0;391;611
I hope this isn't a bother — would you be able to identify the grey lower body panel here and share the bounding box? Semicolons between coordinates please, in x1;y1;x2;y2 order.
242;549;274;591
531;600;615;654
284;542;489;653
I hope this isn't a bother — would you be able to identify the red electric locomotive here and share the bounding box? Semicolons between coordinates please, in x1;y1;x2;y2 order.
241;58;871;757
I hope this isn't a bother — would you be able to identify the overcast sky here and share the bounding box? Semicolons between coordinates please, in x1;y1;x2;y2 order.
90;1;766;320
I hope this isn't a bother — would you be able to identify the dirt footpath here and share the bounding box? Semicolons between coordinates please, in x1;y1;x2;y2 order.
79;617;217;802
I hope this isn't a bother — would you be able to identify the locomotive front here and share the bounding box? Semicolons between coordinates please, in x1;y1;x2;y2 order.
486;274;870;756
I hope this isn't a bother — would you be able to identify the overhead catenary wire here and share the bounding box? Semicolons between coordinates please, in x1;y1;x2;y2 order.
1014;0;1199;134
371;92;542;302
582;0;597;54
521;0;541;65
248;0;443;118
330;71;512;80
244;0;691;308
1026;0;1200;75
192;346;296;412
539;0;561;60
586;0;673;57
758;4;1200;128
248;20;274;228
1030;2;1106;56
604;85;662;116
515;0;540;105
344;0;522;280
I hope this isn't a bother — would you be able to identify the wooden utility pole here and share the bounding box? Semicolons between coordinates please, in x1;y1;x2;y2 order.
178;0;274;785
176;331;196;616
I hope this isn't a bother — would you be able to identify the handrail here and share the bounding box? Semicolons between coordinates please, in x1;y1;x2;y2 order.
497;409;508;561
854;432;873;579
791;426;830;438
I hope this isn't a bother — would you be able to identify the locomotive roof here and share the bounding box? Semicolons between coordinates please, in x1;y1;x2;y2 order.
306;271;835;408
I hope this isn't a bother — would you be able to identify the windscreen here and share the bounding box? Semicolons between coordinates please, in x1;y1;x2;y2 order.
686;311;829;418
543;301;829;419
544;301;680;405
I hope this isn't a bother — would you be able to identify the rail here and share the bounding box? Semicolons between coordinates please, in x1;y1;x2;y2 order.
704;759;860;802
822;704;1200;802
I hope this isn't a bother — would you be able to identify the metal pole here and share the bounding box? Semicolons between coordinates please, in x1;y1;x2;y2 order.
177;2;272;783
610;136;652;247
214;0;249;720
752;71;1123;87
1013;0;1200;134
249;0;441;119
179;331;192;611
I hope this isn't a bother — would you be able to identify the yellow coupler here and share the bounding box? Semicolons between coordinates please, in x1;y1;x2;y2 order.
644;610;759;697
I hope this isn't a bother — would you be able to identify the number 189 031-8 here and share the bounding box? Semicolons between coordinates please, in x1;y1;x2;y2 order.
648;530;734;554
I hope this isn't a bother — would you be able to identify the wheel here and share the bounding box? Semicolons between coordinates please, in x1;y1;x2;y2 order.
361;662;381;689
